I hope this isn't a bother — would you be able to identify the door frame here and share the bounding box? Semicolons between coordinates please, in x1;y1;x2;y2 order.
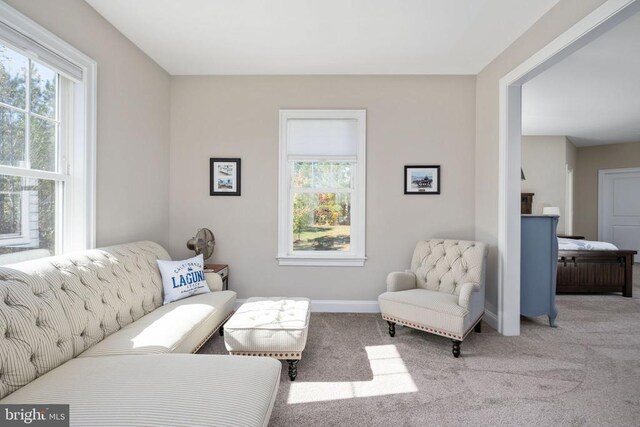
497;0;640;336
598;167;640;240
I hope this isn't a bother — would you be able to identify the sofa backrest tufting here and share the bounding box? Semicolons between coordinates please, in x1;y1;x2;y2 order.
0;241;170;399
410;239;488;295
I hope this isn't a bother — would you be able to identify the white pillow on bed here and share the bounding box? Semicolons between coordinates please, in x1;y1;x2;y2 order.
157;254;210;304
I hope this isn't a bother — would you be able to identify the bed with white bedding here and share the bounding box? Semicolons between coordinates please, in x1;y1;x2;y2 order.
556;238;636;297
558;238;618;251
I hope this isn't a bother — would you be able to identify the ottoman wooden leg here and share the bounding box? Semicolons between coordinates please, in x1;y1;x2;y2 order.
287;360;299;381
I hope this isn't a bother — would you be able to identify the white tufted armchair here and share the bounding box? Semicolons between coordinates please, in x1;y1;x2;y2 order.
378;239;488;357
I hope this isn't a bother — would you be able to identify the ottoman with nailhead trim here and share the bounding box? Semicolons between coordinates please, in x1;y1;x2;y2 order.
223;297;310;380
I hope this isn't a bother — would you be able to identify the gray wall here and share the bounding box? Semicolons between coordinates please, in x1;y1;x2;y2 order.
6;0;171;249
475;0;608;316
170;75;476;300
574;141;640;239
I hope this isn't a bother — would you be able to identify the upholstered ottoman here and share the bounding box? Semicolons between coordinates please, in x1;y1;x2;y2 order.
224;297;310;380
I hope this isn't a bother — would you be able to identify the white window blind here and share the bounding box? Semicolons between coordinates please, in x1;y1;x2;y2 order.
287;119;358;157
0;21;83;82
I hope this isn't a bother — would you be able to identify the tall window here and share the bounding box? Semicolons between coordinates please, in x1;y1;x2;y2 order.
278;110;366;266
0;3;96;262
0;44;62;255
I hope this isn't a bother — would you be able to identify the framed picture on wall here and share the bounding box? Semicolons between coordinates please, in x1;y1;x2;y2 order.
404;165;440;194
210;158;241;196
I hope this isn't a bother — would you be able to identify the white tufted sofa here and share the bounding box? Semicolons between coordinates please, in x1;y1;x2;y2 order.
0;241;281;426
378;239;488;357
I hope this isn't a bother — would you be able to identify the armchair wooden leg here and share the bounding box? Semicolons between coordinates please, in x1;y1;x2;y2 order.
387;321;396;337
219;326;224;336
452;340;461;358
474;321;482;333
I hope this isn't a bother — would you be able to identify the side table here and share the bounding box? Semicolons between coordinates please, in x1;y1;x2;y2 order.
204;264;229;290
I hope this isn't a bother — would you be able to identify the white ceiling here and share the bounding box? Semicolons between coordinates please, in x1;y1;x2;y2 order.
522;10;640;147
85;0;559;75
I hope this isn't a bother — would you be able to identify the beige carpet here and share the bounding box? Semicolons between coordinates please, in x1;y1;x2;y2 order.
199;265;640;426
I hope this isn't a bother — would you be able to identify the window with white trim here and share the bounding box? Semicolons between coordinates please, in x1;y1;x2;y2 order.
278;110;366;266
0;4;96;262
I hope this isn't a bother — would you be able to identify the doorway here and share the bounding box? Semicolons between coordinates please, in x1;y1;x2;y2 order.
598;167;640;261
498;0;640;336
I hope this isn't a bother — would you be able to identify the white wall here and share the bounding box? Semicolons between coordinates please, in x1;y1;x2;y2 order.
170;75;476;301
5;0;172;249
565;138;577;234
475;0;607;316
521;136;574;233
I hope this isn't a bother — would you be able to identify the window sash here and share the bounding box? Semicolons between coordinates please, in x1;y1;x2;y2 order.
289;159;355;191
0;52;68;255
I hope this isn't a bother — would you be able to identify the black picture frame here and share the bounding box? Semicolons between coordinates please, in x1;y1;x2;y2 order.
210;158;241;196
404;165;440;195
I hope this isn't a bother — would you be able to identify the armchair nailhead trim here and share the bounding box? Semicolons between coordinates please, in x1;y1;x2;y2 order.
382;314;482;341
382;314;465;340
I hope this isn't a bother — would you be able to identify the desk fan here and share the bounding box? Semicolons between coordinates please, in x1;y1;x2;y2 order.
186;228;215;261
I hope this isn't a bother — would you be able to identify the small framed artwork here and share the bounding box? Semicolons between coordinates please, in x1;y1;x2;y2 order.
404;165;440;195
210;158;241;196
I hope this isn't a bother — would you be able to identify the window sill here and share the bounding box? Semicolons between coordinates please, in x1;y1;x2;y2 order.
277;256;367;267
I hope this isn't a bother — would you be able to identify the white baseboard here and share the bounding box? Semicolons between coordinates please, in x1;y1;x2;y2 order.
312;300;380;313
235;299;380;313
483;309;498;331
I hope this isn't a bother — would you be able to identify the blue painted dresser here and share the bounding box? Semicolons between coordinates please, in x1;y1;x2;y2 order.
521;215;559;327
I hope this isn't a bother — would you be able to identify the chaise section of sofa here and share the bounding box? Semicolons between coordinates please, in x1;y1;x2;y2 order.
0;241;280;426
1;354;281;427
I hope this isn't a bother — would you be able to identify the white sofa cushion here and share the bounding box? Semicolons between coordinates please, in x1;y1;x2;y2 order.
224;297;310;354
378;288;471;336
0;354;281;427
79;291;236;357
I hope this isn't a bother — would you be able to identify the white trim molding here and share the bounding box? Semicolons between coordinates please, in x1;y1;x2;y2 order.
277;109;367;267
235;299;381;313
483;310;499;331
497;0;639;335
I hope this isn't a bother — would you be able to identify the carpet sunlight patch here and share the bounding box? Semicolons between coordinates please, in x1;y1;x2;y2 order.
286;345;418;404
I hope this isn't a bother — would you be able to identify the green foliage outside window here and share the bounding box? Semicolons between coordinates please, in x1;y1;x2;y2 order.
0;44;57;255
291;161;352;251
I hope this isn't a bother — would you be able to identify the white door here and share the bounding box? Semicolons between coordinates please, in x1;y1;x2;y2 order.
599;168;640;262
